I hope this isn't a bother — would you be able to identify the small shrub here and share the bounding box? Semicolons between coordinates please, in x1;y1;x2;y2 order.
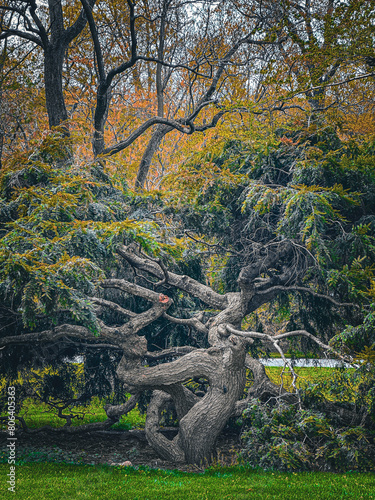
239;399;375;472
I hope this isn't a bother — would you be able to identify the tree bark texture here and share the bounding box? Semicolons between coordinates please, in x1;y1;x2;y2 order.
135;124;172;190
118;340;247;464
44;45;68;129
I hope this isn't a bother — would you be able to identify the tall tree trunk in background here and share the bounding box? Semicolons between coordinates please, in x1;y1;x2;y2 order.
135;0;170;190
44;44;68;129
0;0;96;135
135;124;171;190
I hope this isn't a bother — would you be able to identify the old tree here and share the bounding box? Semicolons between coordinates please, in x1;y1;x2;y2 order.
1;124;375;465
1;0;375;467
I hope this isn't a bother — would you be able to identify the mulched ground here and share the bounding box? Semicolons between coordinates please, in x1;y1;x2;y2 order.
1;428;242;472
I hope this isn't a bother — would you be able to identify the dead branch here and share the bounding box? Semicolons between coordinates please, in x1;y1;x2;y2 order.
226;325;355;365
91;297;137;317
163;312;209;335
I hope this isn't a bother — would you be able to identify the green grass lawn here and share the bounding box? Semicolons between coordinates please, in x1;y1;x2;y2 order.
265;366;335;391
4;396;146;431
1;367;337;431
0;463;374;500
1;368;373;498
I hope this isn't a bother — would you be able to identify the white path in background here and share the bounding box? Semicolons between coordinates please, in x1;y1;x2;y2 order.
260;358;354;368
67;356;356;368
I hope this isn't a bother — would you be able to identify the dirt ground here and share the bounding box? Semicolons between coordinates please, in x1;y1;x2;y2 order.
1;428;242;472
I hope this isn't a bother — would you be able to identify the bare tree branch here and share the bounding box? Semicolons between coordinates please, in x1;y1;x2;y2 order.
255;285;360;309
101;116;194;156
226;325;354;364
163;312;209;335
65;0;96;45
0;28;42;47
0;324;119;348
100;277;171;304
91;297;136;317
116;245;228;309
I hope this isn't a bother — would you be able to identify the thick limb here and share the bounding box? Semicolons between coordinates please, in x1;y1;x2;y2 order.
145;390;185;463
117;336;247;464
116;245;228;310
117;348;220;387
234;356;298;416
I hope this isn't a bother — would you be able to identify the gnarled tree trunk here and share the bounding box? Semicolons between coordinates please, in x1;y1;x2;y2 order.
0;243;353;464
118;338;247;464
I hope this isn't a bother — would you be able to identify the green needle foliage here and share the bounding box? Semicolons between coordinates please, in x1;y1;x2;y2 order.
1;118;375;471
165;120;375;352
0;131;187;420
0;131;174;336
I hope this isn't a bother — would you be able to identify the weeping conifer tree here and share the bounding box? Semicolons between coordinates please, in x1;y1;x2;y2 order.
1;123;375;466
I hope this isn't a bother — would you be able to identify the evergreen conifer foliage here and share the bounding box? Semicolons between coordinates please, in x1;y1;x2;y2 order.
0;131;168;343
1;126;375;467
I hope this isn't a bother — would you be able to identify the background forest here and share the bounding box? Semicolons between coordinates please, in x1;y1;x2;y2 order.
1;0;375;471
